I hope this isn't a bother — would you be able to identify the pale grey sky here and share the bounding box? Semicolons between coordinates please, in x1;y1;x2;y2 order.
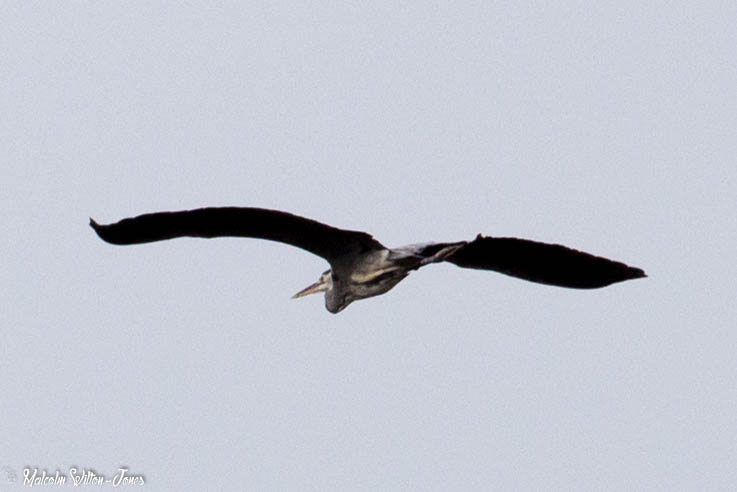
2;2;736;490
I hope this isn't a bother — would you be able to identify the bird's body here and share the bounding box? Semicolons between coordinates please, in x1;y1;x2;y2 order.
312;242;466;312
90;207;645;313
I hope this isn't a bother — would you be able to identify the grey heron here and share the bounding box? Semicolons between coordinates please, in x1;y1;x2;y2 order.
90;207;646;313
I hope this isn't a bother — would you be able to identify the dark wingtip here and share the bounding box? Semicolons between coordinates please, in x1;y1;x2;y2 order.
89;217;103;236
89;217;110;242
608;265;646;286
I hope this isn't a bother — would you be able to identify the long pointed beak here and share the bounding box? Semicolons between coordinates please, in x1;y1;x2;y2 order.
292;279;328;299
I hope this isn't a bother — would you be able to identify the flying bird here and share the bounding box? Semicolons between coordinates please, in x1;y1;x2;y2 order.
90;207;645;313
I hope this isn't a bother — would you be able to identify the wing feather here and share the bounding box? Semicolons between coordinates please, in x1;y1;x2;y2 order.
445;235;645;288
90;207;385;263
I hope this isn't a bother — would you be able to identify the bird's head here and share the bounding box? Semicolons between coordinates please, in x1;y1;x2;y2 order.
292;270;333;300
292;270;352;313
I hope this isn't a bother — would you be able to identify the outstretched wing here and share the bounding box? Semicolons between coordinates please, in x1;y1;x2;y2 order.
444;235;645;288
90;207;385;263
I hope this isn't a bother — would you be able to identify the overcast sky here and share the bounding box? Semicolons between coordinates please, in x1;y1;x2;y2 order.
2;2;736;490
